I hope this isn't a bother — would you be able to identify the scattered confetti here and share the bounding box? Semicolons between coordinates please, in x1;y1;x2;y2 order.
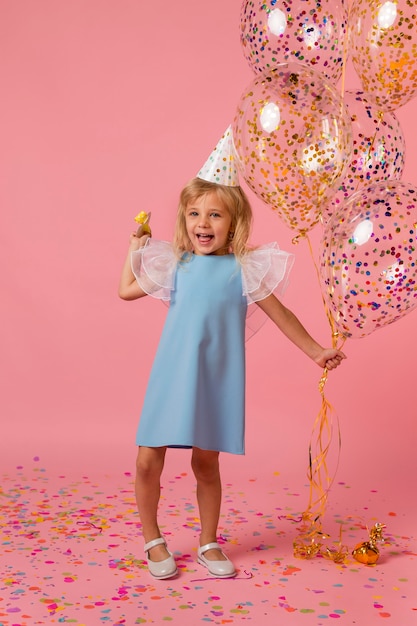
0;461;415;625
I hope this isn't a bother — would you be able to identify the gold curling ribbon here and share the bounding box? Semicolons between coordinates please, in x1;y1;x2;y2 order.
291;234;388;564
287;237;387;564
291;230;309;246
293;235;347;561
293;359;343;560
287;243;385;565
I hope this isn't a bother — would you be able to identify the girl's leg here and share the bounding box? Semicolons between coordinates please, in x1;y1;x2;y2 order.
135;445;169;561
191;447;227;562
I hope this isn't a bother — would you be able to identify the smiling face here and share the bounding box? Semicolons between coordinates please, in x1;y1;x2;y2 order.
185;191;233;256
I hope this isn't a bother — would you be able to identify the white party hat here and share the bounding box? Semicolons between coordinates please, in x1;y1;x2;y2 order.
197;125;240;186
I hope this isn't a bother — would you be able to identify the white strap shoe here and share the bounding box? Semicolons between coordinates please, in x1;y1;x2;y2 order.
197;542;237;578
144;537;178;579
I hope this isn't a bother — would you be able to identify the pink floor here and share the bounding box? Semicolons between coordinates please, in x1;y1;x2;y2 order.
1;452;416;626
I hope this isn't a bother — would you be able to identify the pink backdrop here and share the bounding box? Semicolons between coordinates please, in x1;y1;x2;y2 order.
1;0;416;503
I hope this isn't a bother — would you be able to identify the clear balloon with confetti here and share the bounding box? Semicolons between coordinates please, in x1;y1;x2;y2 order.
232;62;352;235
349;0;417;112
240;0;348;85
321;181;417;339
324;90;406;222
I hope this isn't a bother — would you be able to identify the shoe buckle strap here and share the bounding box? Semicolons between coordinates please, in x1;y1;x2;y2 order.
144;536;166;553
199;542;221;555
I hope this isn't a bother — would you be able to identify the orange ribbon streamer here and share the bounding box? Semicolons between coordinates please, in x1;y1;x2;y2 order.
292;234;347;561
291;234;388;564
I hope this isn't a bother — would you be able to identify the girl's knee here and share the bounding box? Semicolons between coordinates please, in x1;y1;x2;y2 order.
191;449;220;482
135;447;166;480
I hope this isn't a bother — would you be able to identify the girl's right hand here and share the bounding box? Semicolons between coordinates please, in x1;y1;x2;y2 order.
129;226;150;250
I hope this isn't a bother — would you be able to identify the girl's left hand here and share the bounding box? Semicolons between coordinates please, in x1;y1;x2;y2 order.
316;349;347;370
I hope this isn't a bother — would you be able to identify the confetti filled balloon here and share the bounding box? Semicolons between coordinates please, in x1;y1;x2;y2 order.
321;181;417;339
232;62;352;234
240;0;348;85
349;0;417;111
324;90;406;221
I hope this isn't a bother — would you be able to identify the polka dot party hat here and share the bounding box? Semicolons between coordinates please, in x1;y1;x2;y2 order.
197;125;240;186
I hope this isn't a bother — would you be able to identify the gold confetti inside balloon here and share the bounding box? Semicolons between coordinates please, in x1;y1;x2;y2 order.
349;0;417;112
134;211;152;236
232;62;352;235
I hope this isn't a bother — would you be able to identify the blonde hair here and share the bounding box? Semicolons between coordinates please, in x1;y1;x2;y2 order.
173;178;253;261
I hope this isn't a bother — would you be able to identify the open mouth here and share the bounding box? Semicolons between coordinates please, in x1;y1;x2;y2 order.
196;234;214;242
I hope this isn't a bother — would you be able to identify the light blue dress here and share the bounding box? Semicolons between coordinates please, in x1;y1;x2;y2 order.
131;240;294;455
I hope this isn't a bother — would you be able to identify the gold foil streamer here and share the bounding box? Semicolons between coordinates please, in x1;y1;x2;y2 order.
293;365;343;561
293;235;386;565
293;234;347;562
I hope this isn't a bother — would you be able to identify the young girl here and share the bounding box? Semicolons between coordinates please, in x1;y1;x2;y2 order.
119;132;346;580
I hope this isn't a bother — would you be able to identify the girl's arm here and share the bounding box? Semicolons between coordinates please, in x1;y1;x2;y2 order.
118;230;150;301
256;294;346;370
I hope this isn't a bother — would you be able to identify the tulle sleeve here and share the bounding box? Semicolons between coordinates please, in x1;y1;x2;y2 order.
241;242;295;304
241;243;295;341
131;239;177;300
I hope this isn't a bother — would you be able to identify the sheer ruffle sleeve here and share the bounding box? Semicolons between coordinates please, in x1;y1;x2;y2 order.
242;243;295;340
131;239;177;300
241;243;295;304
